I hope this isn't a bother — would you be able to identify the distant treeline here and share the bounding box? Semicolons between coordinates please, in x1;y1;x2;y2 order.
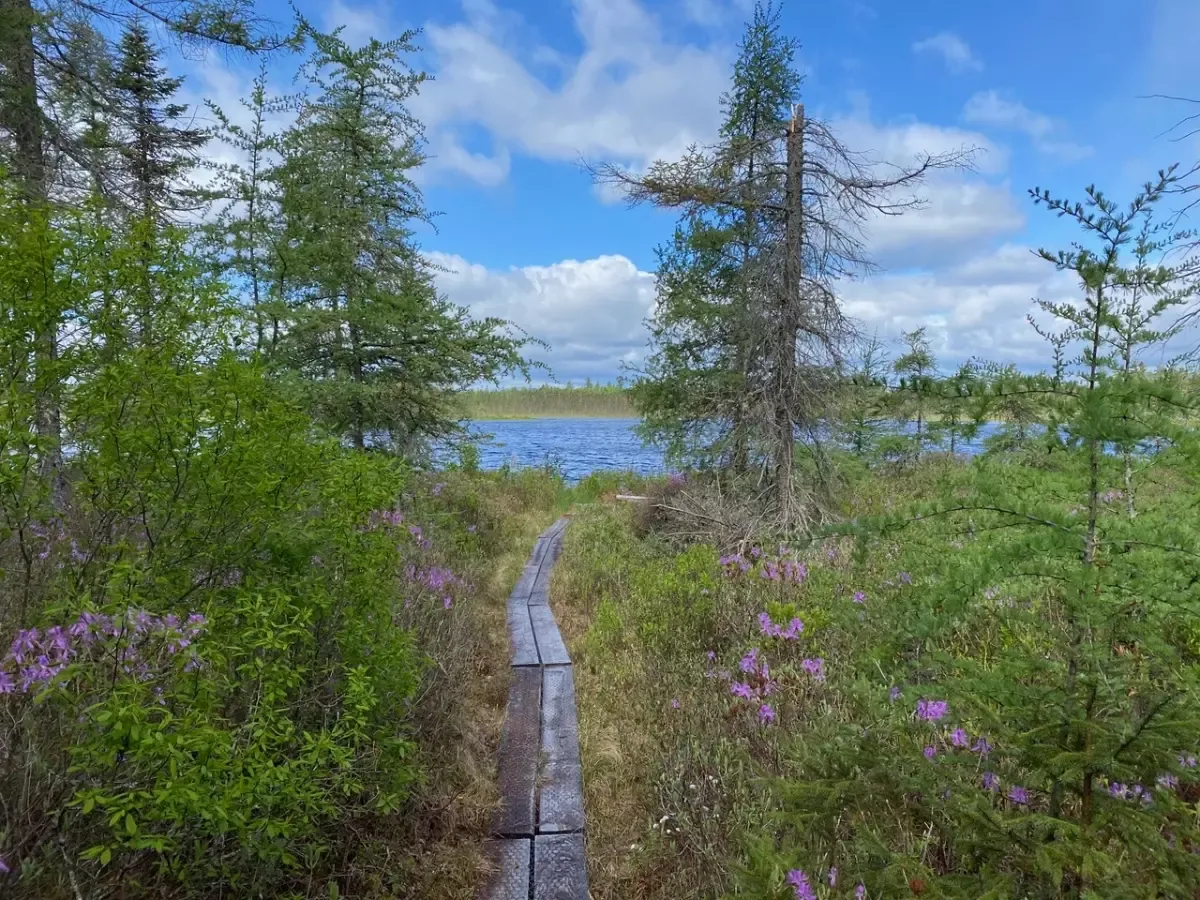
461;383;634;418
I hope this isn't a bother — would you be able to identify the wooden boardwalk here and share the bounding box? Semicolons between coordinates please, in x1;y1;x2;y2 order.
479;518;588;900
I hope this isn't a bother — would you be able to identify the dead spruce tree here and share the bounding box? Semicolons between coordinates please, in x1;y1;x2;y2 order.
592;3;971;527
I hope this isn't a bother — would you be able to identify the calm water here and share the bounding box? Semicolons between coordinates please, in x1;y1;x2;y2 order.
449;418;1014;482
459;418;665;481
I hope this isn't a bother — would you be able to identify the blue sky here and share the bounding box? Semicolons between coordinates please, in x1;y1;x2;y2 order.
180;0;1200;383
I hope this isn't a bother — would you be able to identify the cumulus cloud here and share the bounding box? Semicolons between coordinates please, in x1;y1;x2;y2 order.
823;115;1022;265
963;90;1093;162
411;0;730;185
426;251;657;382
425;242;1117;382
409;0;1028;259
912;32;982;74
841;243;1079;365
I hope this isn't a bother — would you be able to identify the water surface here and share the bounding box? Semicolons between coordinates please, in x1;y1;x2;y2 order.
462;418;664;481
452;418;1021;482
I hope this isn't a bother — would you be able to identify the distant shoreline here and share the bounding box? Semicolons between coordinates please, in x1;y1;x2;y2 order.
459;385;635;420
467;411;638;421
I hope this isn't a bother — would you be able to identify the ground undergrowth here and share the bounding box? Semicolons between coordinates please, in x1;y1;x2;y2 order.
551;449;1200;899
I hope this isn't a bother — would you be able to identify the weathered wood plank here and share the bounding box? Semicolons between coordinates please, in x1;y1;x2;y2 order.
492;667;542;835
528;604;570;666
477;838;531;900
538;665;584;833
509;563;539;604
507;600;540;667
527;583;550;606
533;833;588;900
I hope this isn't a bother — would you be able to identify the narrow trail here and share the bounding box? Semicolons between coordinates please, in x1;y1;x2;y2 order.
479;517;588;900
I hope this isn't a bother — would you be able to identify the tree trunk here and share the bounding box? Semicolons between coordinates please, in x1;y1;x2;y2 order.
776;105;803;522
0;0;64;493
0;0;44;200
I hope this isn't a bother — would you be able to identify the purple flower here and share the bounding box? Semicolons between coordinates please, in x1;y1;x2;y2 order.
950;728;969;748
731;682;755;700
782;560;808;584
898;572;912;585
787;869;817;900
889;686;901;703
916;699;949;722
852;591;866;604
971;736;993;755
828;867;838;887
706;650;716;663
801;658;826;682
670;698;680;709
1180;755;1197;769
758;612;804;640
10;628;39;664
1157;774;1179;791
0;671;13;694
739;649;759;674
923;746;937;760
1108;782;1126;798
0;856;8;873
981;772;999;792
1007;785;1029;805
432;482;446;495
759;703;776;724
856;885;866;900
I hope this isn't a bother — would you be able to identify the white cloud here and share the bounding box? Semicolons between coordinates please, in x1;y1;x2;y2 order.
425;243;1110;382
824;115;1023;264
409;0;1027;261
912;32;982;74
963;90;1093;162
410;0;730;185
866;179;1025;266
842;243;1079;365
427;251;657;381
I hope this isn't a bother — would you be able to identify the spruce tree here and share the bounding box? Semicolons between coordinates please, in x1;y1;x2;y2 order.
595;1;968;524
205;67;295;354
274;27;531;450
0;0;285;491
110;22;206;223
633;2;799;475
840;332;891;458
893;326;936;458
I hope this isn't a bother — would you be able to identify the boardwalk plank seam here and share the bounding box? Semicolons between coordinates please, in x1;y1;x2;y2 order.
479;518;587;900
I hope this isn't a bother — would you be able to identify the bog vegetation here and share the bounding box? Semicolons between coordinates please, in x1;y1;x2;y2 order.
4;0;1200;898
558;4;1200;900
459;383;635;419
0;1;560;897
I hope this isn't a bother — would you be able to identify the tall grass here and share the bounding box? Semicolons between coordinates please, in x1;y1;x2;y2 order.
459;384;634;419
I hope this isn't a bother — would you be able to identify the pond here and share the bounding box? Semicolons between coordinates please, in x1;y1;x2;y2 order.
450;418;1014;482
